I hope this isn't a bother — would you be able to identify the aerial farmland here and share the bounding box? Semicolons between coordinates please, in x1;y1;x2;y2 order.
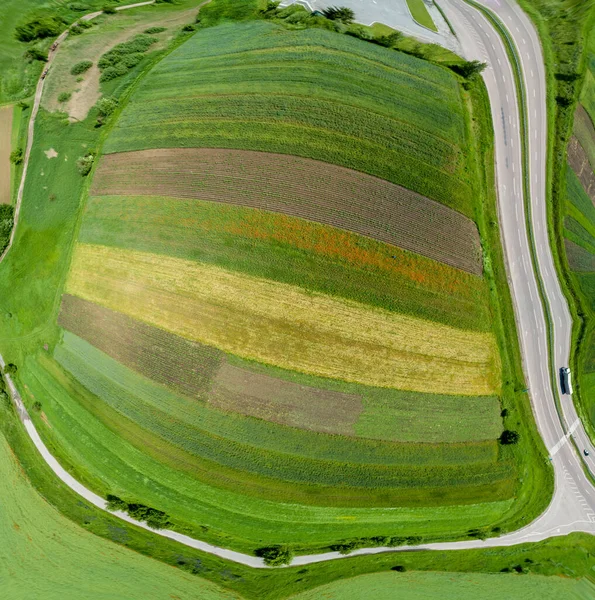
2;0;595;597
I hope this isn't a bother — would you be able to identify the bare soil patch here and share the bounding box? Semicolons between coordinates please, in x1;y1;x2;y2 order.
568;136;595;203
0;105;13;204
44;148;58;159
210;362;363;436
93;148;483;274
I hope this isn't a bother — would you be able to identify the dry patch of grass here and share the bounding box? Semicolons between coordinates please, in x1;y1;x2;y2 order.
65;243;501;395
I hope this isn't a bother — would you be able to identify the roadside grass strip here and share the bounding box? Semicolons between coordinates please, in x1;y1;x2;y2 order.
80;194;491;331
103;20;474;216
289;570;595;600
65;244;501;395
91;148;483;275
58;295;503;443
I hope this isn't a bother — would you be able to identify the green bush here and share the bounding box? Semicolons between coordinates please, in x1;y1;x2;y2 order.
499;430;520;445
98;34;157;81
96;96;118;116
58;92;71;103
14;17;63;42
182;24;196;32
105;495;170;529
0;205;14;254
23;48;47;62
322;6;355;23
144;27;166;34
9;148;23;164
68;2;90;10
76;154;94;176
102;5;117;14
71;60;93;75
254;545;294;566
106;494;128;511
69;25;84;35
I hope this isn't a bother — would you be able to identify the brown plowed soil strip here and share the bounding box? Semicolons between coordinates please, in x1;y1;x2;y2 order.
59;294;364;434
0;105;13;205
92;148;483;275
209;362;362;436
568;136;595;203
59;294;223;396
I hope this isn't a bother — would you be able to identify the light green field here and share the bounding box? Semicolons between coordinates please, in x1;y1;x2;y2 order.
0;422;239;600
290;570;595;600
104;20;473;215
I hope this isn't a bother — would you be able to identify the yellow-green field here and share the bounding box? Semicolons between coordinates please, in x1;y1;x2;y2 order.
66;243;501;395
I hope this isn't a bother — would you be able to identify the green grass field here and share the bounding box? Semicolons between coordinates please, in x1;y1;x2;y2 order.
104;20;473;216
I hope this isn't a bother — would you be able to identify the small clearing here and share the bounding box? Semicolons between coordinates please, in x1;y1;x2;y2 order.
44;148;58;159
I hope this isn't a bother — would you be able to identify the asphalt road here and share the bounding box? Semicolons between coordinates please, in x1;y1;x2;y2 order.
3;0;595;569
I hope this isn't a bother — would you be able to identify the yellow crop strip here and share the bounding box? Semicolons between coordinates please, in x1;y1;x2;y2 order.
66;244;501;395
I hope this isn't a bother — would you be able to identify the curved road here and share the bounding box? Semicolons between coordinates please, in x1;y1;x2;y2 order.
3;0;595;569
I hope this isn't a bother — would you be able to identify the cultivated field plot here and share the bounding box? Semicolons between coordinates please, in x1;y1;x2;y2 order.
565;239;595;272
92;149;483;274
58;295;502;442
0;420;238;600
567;137;595;202
65;244;501;395
574;105;595;168
103;20;474;215
80;194;491;330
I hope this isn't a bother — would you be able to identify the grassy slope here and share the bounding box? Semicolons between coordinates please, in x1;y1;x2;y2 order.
0;404;239;600
104;20;473;216
290;570;595;600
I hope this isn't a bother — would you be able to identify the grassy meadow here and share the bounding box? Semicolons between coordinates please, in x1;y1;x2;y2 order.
406;0;438;32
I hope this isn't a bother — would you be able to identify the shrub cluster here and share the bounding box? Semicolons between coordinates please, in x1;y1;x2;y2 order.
9;148;23;165
144;26;166;34
254;545;294;566
0;205;15;256
71;60;93;75
15;16;64;42
69;20;92;35
58;91;72;103
328;535;422;555
76;154;94;176
98;34;157;82
106;494;171;529
68;2;90;10
23;48;47;62
96;96;118;117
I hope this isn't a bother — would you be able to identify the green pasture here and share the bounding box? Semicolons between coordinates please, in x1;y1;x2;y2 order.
290;570;595;600
574;107;595;166
406;0;438;32
80;195;492;331
0;414;239;600
104;20;474;216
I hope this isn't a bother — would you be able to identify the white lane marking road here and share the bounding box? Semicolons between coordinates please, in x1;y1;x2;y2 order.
550;419;581;457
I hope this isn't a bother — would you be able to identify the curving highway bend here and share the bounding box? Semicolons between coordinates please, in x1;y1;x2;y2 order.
3;0;595;569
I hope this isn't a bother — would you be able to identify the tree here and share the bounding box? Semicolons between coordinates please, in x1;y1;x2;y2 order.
499;429;520;445
106;494;128;511
76;154;94;176
23;48;47;62
96;96;118;117
450;60;487;79
15;17;63;42
322;6;355;24
255;545;294;566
